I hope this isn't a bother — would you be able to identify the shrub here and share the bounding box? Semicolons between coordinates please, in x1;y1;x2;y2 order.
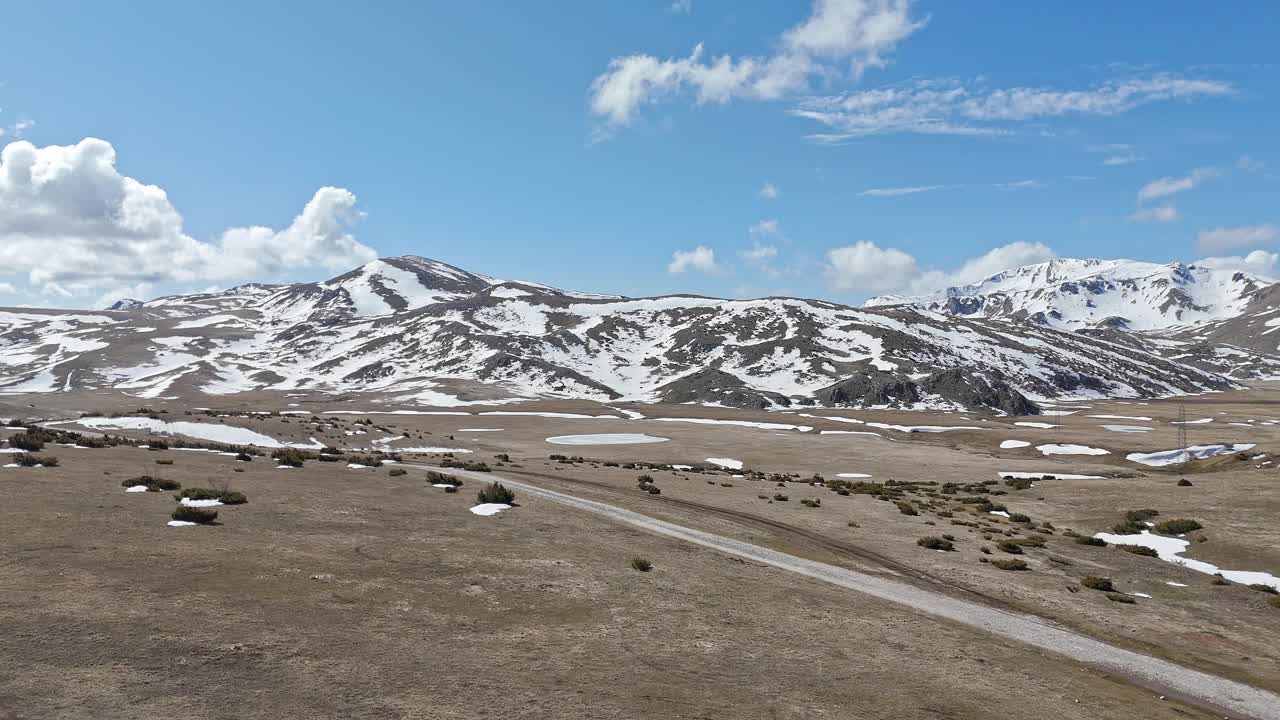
389;468;407;477
8;433;44;452
1105;593;1136;604
272;448;307;467
917;536;955;551
1212;576;1230;586
630;557;653;572
991;558;1028;571
179;487;247;505
895;501;918;516
1154;518;1203;534
426;471;461;486
996;540;1024;555
155;458;174;465
1081;576;1114;592
647;486;661;495
171;506;218;524
442;459;491;472
494;453;510;462
1250;584;1278;595
637;474;654;484
800;498;822;508
1111;508;1160;534
1008;512;1031;523
772;493;788;501
477;481;515;505
123;475;180;491
1118;545;1158;558
235;452;253;462
444;485;458;493
1004;477;1034;491
1075;536;1107;547
1176;478;1193;487
147;440;169;451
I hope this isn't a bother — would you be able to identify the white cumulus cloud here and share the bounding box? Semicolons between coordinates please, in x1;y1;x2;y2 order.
667;245;719;274
826;240;1057;295
758;181;780;200
1197;224;1279;254
0;137;377;304
1195;250;1280;279
589;0;924;129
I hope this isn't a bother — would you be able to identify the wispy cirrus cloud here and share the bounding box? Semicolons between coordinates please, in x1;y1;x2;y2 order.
1129;205;1179;223
791;74;1233;142
859;184;949;197
1136;166;1218;203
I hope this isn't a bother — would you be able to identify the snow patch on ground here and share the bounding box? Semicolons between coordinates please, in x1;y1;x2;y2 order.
1088;415;1153;421
866;423;980;433
705;457;743;470
1000;440;1031;449
1014;422;1059;429
166;520;198;527
1094;530;1280;592
545;433;669;445
998;471;1105;480
1036;443;1109;456
1126;444;1256;467
652;417;812;432
836;472;872;478
71;416;322;449
470;503;512;516
1101;424;1153;433
179;498;223;507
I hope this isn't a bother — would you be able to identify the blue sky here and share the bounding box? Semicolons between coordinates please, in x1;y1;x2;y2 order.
0;1;1276;307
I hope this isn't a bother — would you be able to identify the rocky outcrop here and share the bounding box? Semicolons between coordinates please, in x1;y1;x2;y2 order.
919;367;1040;416
657;368;792;410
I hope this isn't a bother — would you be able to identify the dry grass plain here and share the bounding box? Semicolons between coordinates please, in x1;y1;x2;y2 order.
2;387;1278;719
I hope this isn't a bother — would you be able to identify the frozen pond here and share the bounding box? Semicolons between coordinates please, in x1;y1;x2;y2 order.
71;416;322;449
546;433;670;445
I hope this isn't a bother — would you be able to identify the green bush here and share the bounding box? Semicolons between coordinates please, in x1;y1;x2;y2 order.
991;558;1028;571
1081;576;1114;592
1119;545;1158;558
426;471;461;486
1075;536;1107;547
996;540;1024;555
1111;508;1160;534
476;481;515;505
272;448;308;467
896;501;918;516
1154;518;1202;534
179;487;247;505
123;475;180;492
630;557;653;572
1008;512;1031;523
171;506;218;524
917;536;955;551
8;433;44;452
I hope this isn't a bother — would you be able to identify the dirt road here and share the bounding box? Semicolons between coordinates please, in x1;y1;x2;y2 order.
424;464;1280;720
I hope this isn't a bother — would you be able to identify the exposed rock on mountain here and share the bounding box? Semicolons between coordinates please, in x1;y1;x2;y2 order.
866;258;1271;332
0;256;1244;410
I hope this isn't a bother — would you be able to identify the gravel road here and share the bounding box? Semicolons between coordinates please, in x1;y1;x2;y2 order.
429;465;1280;720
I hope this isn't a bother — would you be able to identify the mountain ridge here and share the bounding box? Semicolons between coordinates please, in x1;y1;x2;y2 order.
0;255;1265;413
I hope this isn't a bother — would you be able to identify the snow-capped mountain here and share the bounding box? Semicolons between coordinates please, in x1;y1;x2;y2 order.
0;256;1249;412
866;258;1273;332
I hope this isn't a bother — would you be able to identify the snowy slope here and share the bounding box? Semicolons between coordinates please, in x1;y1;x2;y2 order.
0;256;1242;410
866;258;1274;332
